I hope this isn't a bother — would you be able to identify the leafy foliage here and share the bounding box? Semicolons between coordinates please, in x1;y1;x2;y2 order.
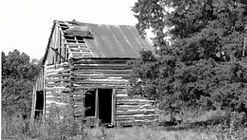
130;0;247;121
2;50;41;117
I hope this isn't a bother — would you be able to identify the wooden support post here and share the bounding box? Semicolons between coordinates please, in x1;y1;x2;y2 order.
112;89;116;126
43;66;46;124
30;86;37;126
95;89;99;127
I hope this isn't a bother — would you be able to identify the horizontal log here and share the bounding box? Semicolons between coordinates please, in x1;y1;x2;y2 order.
71;85;127;89
73;63;128;67
70;48;90;52
71;58;132;63
116;115;157;119
72;65;131;70
116;96;148;100
72;69;132;74
117;104;154;109
116;100;152;106
71;73;130;79
72;60;129;65
46;73;70;78
65;42;87;47
116;110;156;116
71;80;128;85
116;93;128;97
46;78;70;83
45;87;71;92
46;83;70;87
117;106;156;111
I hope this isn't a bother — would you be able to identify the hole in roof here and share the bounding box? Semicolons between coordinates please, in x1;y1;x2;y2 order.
67;40;76;43
60;26;69;31
78;40;85;43
76;36;84;40
64;36;75;40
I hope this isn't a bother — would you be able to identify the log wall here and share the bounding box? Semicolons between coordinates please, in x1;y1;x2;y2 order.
70;58;158;126
115;89;158;126
45;62;71;115
39;58;158;126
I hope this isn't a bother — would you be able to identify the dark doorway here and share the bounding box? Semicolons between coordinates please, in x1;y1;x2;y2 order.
85;90;96;117
98;89;112;124
35;91;44;119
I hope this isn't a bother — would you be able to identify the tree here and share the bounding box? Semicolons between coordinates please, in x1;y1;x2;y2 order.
2;50;41;118
130;0;247;121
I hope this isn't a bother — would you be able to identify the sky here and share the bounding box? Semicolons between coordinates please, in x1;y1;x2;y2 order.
0;0;140;60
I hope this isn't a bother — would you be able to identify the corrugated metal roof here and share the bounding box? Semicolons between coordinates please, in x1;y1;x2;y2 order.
65;21;153;58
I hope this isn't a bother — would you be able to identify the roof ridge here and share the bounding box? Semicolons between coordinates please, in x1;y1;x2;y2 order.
54;19;136;27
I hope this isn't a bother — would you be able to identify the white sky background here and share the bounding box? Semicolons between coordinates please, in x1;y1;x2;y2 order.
0;0;143;60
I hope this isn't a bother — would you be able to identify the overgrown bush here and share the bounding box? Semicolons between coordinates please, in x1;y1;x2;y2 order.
130;0;247;126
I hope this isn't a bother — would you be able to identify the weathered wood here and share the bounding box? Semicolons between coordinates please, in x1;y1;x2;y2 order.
116;110;156;116
72;69;132;74
30;86;36;125
95;89;99;126
32;21;159;127
71;85;127;89
72;59;130;64
116;100;153;105
112;89;116;126
73;65;131;70
65;43;87;47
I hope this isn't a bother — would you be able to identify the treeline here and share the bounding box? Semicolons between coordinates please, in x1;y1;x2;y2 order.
2;50;41;118
129;0;247;124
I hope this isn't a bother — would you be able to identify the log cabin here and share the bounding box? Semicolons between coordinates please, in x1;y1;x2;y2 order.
31;20;158;127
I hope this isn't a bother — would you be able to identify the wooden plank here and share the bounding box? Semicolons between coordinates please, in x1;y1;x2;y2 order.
56;26;61;63
43;66;46;123
112;89;116;126
72;59;129;64
73;63;129;67
72;69;132;74
95;89;99;127
72;66;131;70
30;86;37;125
71;85;127;89
50;47;66;61
65;43;87;47
116;110;156;116
71;74;130;79
116;100;152;105
70;81;128;85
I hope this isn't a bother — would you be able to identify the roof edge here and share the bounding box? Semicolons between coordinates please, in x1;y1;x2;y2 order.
42;22;57;65
55;19;137;27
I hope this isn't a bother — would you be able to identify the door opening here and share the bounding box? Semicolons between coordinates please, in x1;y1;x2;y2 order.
35;90;44;120
98;89;112;124
85;90;96;117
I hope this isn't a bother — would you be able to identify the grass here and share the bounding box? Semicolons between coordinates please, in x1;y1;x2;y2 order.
2;110;247;140
85;127;217;140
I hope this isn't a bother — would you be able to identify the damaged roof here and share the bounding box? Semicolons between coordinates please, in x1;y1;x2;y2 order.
58;20;153;58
